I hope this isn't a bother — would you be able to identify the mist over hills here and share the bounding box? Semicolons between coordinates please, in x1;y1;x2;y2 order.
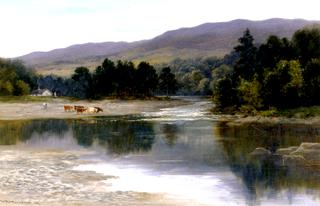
18;18;320;74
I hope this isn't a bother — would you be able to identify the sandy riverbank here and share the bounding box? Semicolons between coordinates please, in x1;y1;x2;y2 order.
0;98;187;120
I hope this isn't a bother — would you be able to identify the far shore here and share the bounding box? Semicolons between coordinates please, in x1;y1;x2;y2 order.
0;97;188;120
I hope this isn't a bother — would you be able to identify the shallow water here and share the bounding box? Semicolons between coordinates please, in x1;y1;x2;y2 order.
0;97;320;205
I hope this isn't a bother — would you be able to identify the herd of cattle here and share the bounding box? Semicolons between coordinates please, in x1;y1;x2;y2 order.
64;105;103;114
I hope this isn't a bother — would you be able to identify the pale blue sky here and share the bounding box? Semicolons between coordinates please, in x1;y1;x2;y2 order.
0;0;319;57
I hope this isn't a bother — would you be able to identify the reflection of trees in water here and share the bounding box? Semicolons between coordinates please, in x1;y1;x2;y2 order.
215;121;320;202
0;119;69;145
0;119;156;155
71;120;155;154
161;123;179;146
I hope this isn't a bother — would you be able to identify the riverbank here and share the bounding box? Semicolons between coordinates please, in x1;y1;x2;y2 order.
218;115;320;126
216;105;320;126
0;97;188;120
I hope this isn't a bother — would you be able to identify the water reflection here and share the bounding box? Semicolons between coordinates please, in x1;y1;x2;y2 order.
0;118;320;205
160;123;180;146
0;119;156;155
215;121;320;205
0;119;69;145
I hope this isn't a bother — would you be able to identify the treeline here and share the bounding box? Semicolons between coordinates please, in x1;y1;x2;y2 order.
159;53;238;95
0;59;37;95
38;59;177;99
213;25;320;113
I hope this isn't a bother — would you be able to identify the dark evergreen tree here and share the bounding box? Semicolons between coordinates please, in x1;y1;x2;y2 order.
136;62;158;96
71;67;93;99
233;29;258;81
93;58;116;97
292;27;320;67
257;36;295;70
302;58;320;105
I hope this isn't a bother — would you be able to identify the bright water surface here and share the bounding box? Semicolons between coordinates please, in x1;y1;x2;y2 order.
0;97;319;206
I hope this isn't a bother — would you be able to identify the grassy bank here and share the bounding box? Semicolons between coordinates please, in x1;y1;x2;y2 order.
0;96;76;103
258;106;320;118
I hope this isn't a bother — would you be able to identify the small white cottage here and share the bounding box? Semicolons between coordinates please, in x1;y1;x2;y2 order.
31;89;53;96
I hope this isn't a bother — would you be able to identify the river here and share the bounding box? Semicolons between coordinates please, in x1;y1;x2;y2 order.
0;97;319;206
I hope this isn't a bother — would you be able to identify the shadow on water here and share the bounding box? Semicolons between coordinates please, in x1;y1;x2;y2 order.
0;118;155;155
71;119;155;154
215;121;320;204
161;123;180;147
0;119;69;145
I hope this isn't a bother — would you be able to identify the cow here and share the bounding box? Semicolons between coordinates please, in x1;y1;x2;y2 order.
94;107;103;113
43;102;48;110
87;107;103;113
64;105;74;112
75;107;87;114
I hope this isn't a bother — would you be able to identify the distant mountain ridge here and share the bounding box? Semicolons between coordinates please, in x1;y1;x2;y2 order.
18;18;320;75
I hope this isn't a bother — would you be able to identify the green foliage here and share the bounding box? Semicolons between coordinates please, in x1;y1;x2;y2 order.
257;35;294;70
238;77;262;109
14;80;30;95
159;67;177;96
213;27;320;113
210;64;233;91
292;26;320;66
302;58;320;105
136;62;158;96
197;78;211;95
0;58;36;97
53;59;176;99
233;29;258;81
71;67;93;99
214;77;238;109
262;60;302;108
93;58;116;96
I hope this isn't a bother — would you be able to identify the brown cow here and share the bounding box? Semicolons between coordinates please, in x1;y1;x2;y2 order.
64;105;74;112
75;107;87;114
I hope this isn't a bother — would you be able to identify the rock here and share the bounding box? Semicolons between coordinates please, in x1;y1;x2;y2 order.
249;147;272;160
290;142;320;163
275;146;299;156
282;155;309;167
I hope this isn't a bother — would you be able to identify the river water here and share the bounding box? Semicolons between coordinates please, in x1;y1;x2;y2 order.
0;97;319;206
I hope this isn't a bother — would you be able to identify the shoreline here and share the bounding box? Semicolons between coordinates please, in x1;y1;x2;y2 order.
0;98;188;121
218;114;320;126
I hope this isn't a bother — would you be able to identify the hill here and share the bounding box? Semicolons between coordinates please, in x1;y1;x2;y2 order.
18;18;320;75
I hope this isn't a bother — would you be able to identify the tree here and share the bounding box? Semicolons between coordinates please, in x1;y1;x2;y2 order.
292;26;320;66
262;60;302;108
93;58;116;97
71;67;93;99
233;29;258;81
257;36;295;70
210;64;233;91
159;67;177;96
0;67;16;95
213;77;238;110
115;60;136;96
14;80;30;95
302;58;320;105
237;77;262;110
197;78;211;95
136;62;158;96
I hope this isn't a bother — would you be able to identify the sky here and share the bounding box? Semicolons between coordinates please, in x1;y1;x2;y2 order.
0;0;320;58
